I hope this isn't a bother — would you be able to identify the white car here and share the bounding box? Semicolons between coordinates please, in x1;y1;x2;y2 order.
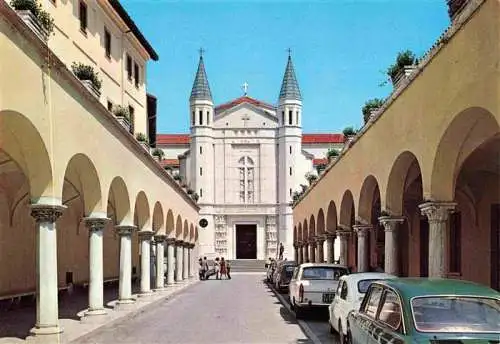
289;263;349;319
328;272;395;343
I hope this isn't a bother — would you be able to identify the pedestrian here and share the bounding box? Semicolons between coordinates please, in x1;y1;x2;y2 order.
279;242;284;260
220;257;227;279
226;260;231;280
198;258;205;280
203;256;209;278
214;257;221;280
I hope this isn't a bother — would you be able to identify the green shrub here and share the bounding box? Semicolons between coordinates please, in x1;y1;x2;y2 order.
71;62;102;91
387;50;417;82
362;98;384;123
11;0;55;35
114;106;131;121
152;148;164;159
342;126;356;137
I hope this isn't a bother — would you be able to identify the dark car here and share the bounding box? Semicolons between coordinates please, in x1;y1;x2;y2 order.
274;261;297;292
346;278;500;344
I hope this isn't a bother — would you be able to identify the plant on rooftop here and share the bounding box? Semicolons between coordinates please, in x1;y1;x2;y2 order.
362;98;385;123
326;147;339;161
316;163;326;175
186;188;194;195
151;148;164;160
11;0;54;36
112;106;130;121
71;62;102;91
387;50;417;84
191;192;199;202
305;172;318;185
447;0;468;19
135;132;148;142
342;126;357;138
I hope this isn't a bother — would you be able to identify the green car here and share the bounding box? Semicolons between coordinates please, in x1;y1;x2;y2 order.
346;278;500;344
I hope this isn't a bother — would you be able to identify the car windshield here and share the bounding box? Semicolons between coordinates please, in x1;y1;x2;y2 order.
357;279;379;293
412;296;500;333
285;265;296;277
302;267;347;280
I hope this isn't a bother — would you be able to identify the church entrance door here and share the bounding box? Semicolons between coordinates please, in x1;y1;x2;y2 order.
236;224;257;259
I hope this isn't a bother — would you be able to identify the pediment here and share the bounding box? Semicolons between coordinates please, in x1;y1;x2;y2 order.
214;102;278;128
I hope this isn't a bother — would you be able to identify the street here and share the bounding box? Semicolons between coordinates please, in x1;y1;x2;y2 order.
72;274;317;344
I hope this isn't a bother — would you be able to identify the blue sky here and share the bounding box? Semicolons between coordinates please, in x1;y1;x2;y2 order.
121;0;450;134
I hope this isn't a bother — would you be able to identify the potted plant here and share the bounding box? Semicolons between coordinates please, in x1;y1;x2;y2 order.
11;0;54;41
173;173;181;182
186;188;194;195
191;192;199;202
387;50;417;87
164;165;172;174
135;132;148;147
362;98;384;123
326;147;339;162
151;148;164;161
71;62;102;98
315;163;326;175
111;106;131;131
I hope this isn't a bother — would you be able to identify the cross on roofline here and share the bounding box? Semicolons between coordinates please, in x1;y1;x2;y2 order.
199;47;205;57
287;48;292;57
241;82;249;96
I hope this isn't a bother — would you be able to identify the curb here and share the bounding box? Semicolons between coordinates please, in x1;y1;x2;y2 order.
69;279;200;343
267;283;322;344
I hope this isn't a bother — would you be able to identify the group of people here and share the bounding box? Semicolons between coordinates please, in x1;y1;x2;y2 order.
198;257;231;280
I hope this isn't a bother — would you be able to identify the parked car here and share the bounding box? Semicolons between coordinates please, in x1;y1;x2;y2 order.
274;261;298;292
289;263;349;318
346;278;500;344
328;272;395;342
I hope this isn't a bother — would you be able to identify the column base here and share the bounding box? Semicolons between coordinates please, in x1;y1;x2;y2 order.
29;324;63;336
138;291;153;298
84;308;107;316
114;298;135;310
154;287;166;292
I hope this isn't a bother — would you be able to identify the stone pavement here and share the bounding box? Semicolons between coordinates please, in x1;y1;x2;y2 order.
0;279;198;344
72;273;313;344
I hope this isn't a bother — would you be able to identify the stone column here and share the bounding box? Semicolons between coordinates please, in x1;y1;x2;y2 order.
154;235;166;290
298;243;303;263
138;230;154;296
293;243;299;262
308;241;316;262
189;244;195;278
115;225;136;305
353;225;372;272
175;240;184;282
83;216;110;316
30;203;66;335
325;233;335;263
183;243;189;280
303;244;308;262
419;202;456;278
315;237;325;263
166;238;175;285
336;230;350;266
379;216;405;275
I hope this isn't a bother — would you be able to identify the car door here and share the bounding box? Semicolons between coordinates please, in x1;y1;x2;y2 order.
367;289;406;344
289;267;300;301
330;280;344;331
349;284;384;344
337;278;350;334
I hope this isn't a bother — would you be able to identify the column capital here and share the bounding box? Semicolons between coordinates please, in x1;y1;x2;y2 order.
419;201;457;224
165;238;176;245
378;216;405;232
353;224;372;238
336;230;351;238
30;204;66;223
315;236;325;244
154;234;167;243
182;242;191;248
175;240;184;246
138;230;155;240
324;232;336;239
115;225;137;236
83;216;110;232
189;243;195;249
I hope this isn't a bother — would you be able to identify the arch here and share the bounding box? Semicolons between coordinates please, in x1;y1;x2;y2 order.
317;208;325;236
134;191;150;230
339;190;355;227
302;219;308;242
386;151;422;215
107;176;131;224
431;107;500;200
0;110;53;200
298;223;303;242
358;175;381;223
152;202;164;234
62;154;102;216
175;215;183;239
326;201;337;233
309;214;316;239
183;219;189;240
166;209;175;236
190;224;195;242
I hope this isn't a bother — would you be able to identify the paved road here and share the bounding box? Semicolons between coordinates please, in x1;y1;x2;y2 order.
72;274;314;344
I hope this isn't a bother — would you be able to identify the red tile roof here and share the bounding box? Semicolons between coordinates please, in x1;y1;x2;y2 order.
156;133;344;145
160;159;180;167
215;96;276;112
312;158;328;166
156;134;190;145
302;134;344;144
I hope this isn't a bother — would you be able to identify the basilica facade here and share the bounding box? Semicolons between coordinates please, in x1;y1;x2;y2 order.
157;54;343;260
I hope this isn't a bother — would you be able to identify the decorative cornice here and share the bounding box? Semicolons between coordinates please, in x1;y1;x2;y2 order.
378;216;405;232
418;202;457;224
83;217;110;232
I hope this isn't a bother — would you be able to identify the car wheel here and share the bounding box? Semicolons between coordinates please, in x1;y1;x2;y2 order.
329;323;335;334
295;305;304;319
338;322;345;344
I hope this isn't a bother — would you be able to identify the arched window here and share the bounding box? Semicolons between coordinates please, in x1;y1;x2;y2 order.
238;156;254;204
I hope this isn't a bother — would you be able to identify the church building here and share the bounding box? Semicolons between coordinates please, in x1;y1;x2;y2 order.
157;53;344;260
